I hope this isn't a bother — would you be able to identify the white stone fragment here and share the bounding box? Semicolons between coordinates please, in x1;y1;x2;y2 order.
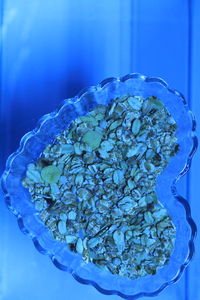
131;119;141;135
58;220;67;235
113;230;125;252
61;144;74;154
76;238;84;254
127;96;142;110
26;168;43;183
101;140;114;151
50;183;60;195
88;237;102;248
66;235;77;243
118;196;136;213
153;208;167;220
60;213;67;221
126;146;139;157
127;179;136;190
35;199;44;211
59;176;67;185
144;212;154;224
113;169;124;184
75;174;84;186
68;211;76;220
74;142;83;155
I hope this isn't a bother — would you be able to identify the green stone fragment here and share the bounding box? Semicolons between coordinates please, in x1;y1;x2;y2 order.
143;96;164;114
41;165;62;183
95;113;105;121
149;96;164;108
79;115;98;126
82;130;103;150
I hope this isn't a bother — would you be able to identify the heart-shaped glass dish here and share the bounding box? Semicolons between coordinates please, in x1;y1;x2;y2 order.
1;73;197;299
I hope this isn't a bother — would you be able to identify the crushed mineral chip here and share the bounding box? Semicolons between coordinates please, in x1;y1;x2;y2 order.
128;96;142;110
100;140;114;152
88;237;103;249
68;211;76;220
58;220;67;235
118;196;136;213
26;165;43;183
60;144;75;154
82;130;103;150
113;230;125;252
50;183;60;195
75;174;84;186
131;119;141;135
34;199;45;211
109;120;121;131
76;238;84;254
113;169;125;185
41;165;61;183
66;235;78;244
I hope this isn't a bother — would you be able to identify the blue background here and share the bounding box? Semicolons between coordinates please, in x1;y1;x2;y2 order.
0;1;199;299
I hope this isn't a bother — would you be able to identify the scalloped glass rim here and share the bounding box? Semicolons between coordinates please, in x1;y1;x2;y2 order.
1;73;198;299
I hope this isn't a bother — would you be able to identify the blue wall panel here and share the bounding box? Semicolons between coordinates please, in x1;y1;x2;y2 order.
0;0;198;299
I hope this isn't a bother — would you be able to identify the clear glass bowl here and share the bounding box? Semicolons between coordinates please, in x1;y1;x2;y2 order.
1;73;197;299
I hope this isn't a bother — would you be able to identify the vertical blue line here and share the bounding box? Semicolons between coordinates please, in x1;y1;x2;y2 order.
0;0;4;174
0;0;3;104
185;0;193;300
0;0;3;75
130;0;139;72
187;0;193;105
130;0;134;72
119;0;122;75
